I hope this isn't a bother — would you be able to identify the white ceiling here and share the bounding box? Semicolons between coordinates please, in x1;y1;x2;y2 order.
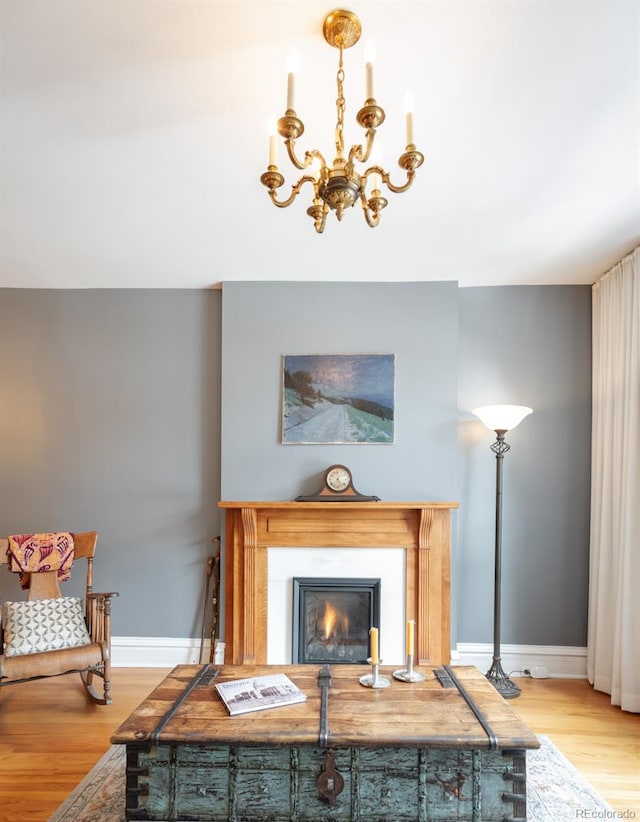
1;0;638;289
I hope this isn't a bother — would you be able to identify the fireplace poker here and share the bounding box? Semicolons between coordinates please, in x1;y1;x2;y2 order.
199;537;220;664
208;537;220;663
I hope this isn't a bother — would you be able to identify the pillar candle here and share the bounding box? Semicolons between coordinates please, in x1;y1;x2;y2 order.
406;619;415;655
369;626;379;664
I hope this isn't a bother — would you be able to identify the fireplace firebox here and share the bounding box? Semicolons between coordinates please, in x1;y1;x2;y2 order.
292;577;381;664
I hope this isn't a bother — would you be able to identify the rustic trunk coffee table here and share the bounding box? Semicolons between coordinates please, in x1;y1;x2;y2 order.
111;663;539;821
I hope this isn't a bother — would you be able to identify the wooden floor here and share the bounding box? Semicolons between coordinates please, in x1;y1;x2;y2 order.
0;669;637;821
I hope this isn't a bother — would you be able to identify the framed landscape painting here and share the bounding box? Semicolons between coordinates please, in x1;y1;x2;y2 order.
282;353;395;444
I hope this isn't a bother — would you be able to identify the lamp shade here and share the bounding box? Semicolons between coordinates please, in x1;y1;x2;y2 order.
472;404;533;432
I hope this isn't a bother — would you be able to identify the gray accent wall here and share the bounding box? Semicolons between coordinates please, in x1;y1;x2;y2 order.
0;290;221;638
220;282;459;502
457;286;592;646
0;282;591;647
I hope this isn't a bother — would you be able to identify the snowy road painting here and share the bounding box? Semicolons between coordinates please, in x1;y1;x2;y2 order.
282;354;395;444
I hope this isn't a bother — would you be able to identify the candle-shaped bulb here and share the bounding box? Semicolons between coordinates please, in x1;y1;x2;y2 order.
404;91;415;146
369;147;383;192
369;626;380;664
268;118;277;166
310;156;322;180
365;63;374;100
287;73;295;111
365;39;375;99
286;48;298;111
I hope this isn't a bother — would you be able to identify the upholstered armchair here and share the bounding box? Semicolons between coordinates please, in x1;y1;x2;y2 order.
0;531;118;704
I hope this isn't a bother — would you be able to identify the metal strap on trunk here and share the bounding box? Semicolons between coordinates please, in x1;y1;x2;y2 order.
149;664;220;745
317;664;332;746
315;665;346;806
442;665;499;750
434;667;455;688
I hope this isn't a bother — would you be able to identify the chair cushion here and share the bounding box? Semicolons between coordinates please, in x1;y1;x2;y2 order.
2;597;92;657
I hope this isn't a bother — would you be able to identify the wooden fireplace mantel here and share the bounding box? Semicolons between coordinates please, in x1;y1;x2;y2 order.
218;501;459;666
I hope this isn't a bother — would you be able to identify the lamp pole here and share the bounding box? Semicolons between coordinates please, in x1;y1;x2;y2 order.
485;429;520;698
472;405;533;700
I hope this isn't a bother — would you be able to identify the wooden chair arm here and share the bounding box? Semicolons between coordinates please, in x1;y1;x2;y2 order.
85;592;118;645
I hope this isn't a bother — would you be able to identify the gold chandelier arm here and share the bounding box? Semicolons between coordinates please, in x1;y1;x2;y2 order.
348;128;376;166
284;139;308;171
362;165;414;194
382;146;425;192
381;169;416;194
268;175;318;208
359;192;381;228
284;141;328;174
313;206;329;234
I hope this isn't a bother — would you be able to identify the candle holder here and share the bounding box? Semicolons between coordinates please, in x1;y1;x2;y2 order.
393;653;425;683
359;659;391;689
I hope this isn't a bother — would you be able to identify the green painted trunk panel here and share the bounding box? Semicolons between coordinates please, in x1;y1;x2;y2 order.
126;743;526;821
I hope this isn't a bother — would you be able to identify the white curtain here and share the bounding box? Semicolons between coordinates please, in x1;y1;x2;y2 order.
588;246;640;712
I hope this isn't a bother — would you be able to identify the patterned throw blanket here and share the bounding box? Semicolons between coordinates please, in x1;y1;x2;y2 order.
6;532;75;589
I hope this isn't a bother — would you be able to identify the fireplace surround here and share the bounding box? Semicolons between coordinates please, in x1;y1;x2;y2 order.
219;501;458;666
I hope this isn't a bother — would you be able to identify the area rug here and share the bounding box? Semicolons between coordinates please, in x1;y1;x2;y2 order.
49;735;614;821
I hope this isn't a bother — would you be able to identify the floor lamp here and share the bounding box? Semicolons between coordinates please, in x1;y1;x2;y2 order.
472;404;533;699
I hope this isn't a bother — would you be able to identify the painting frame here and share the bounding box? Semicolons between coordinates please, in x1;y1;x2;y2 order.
281;353;395;445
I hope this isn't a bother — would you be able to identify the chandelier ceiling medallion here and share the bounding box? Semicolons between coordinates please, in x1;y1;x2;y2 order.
260;9;424;234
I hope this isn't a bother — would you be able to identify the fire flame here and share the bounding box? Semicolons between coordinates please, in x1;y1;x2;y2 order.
322;601;349;640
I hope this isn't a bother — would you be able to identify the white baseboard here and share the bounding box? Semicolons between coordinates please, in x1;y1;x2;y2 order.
112;636;225;667
453;642;588;679
112;637;587;679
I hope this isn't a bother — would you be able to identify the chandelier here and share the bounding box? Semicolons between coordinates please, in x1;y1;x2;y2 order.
260;9;424;234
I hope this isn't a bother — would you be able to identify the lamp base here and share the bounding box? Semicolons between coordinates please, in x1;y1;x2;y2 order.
485;658;521;699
